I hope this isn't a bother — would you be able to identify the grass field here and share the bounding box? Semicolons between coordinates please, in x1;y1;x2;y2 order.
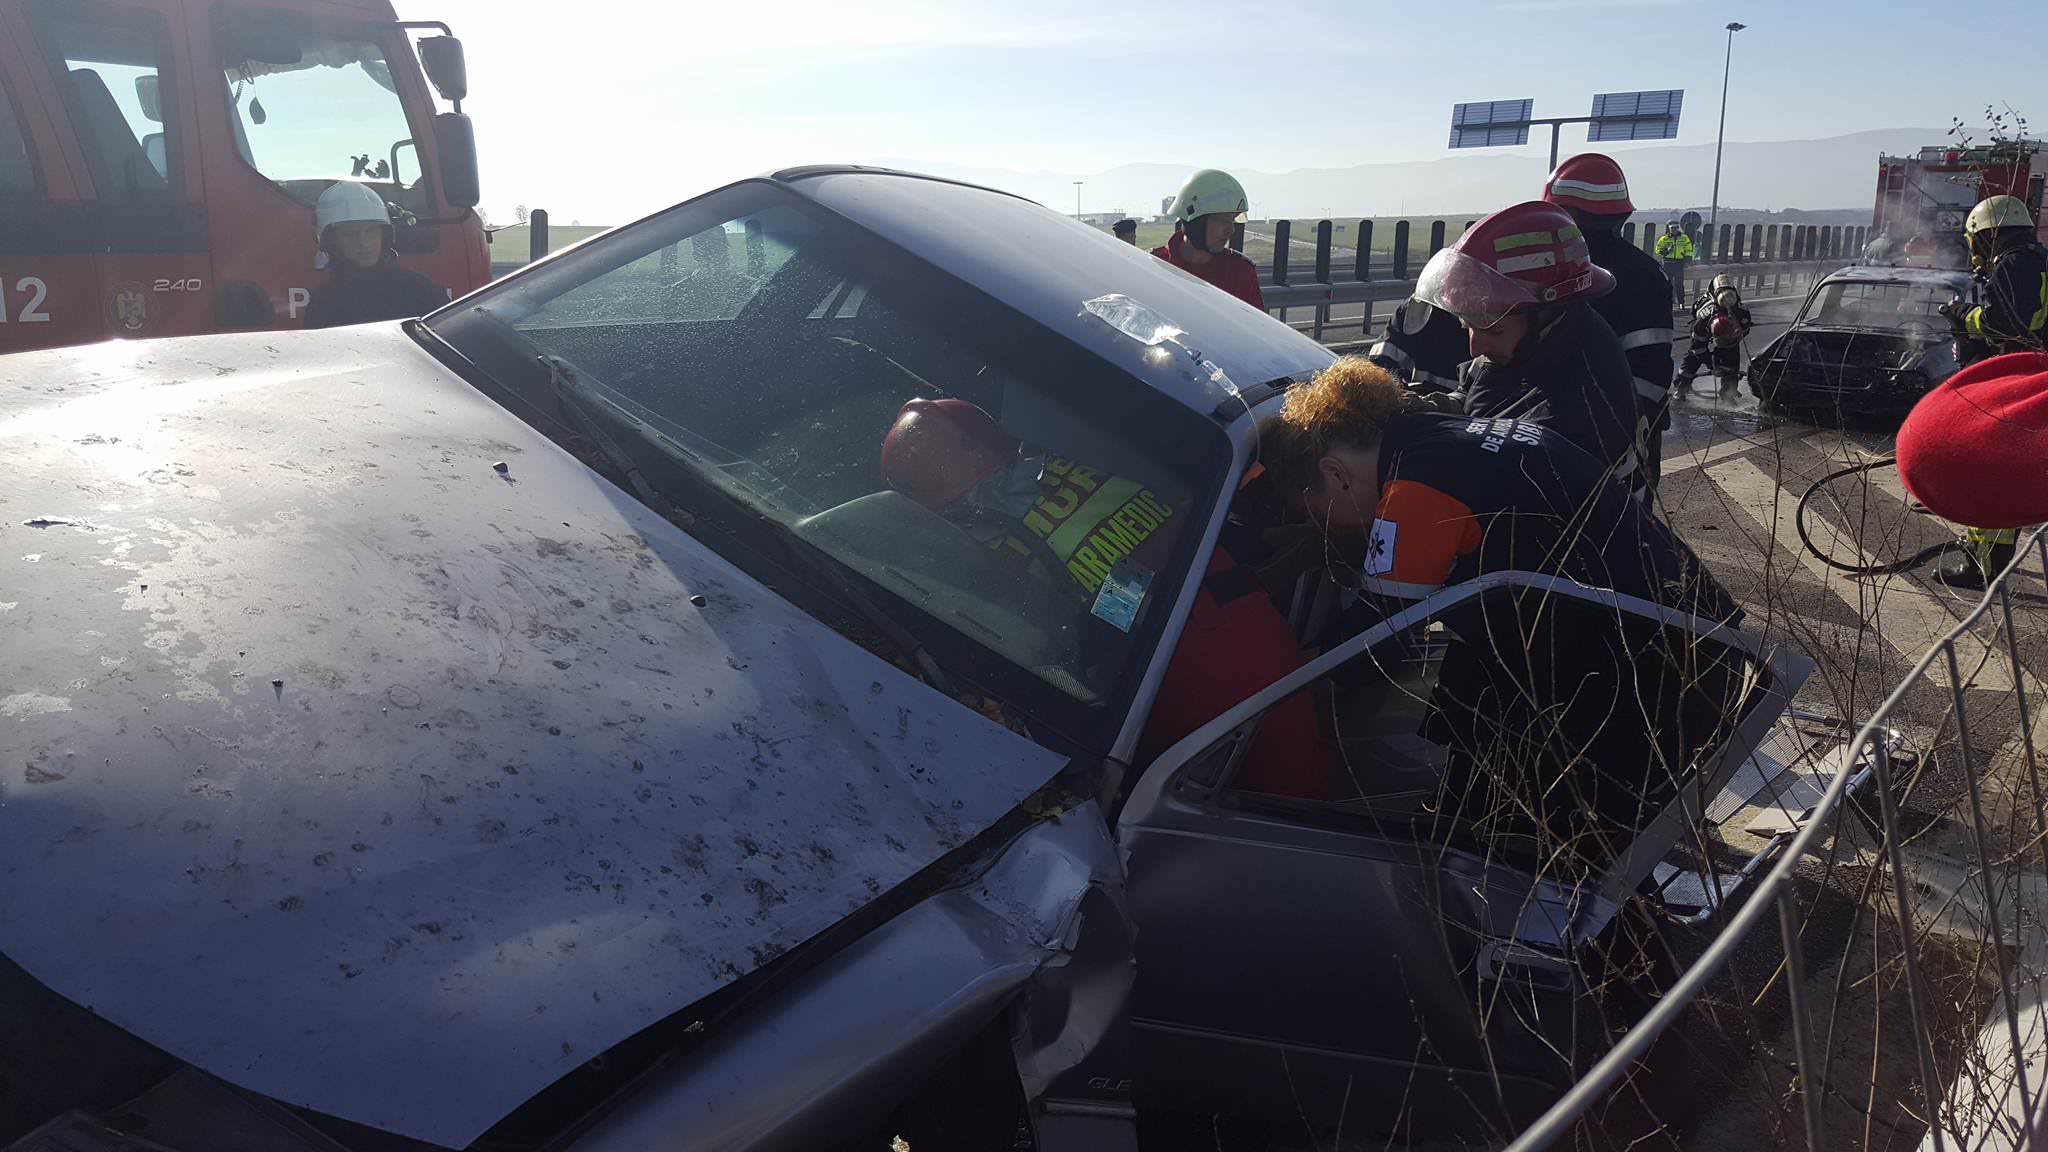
490;223;613;265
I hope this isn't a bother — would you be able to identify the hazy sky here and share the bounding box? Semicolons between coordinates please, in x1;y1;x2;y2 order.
397;0;2038;225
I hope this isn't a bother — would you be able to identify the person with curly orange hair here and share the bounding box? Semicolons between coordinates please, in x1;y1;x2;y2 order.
1253;358;1743;847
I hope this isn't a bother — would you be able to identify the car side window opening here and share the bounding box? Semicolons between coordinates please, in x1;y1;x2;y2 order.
1179;591;1763;873
38;8;176;198
0;75;35;193
213;7;420;215
440;184;1226;743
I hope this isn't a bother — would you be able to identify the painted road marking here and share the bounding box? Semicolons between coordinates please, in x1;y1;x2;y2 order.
1708;455;2016;691
1663;426;1814;475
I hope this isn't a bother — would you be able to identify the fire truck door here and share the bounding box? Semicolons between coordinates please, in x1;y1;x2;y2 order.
1;8;97;353
26;0;213;343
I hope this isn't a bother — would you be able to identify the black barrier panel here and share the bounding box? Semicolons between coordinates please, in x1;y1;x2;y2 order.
1765;224;1777;259
1234;221;1246;251
1718;224;1731;261
1354;220;1373;281
1428;219;1447;256
1623;221;1636;246
1316;220;1333;283
1393;220;1412;278
1732;225;1746;262
1272;219;1291;285
530;208;549;262
1749;224;1763;262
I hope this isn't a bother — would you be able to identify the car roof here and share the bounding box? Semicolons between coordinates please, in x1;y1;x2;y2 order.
771;167;1334;418
1820;264;1973;290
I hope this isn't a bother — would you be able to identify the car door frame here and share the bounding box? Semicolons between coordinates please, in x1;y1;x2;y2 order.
1114;572;1811;1128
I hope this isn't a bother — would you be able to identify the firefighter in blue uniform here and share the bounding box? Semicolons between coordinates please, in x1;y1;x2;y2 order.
1543;154;1676;492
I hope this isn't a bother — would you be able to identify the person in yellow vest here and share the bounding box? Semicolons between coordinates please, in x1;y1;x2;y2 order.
1653;219;1697;311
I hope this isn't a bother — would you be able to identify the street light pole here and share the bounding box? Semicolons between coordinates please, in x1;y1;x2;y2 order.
1709;21;1745;233
1074;181;1083;217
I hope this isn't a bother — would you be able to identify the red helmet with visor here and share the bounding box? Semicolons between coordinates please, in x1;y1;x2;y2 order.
1542;153;1635;216
1413;201;1616;330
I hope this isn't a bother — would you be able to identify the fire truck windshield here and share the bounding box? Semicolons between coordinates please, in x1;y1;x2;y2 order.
213;7;422;216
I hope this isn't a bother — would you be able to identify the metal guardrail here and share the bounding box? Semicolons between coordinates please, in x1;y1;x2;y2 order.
1506;528;2048;1152
1248;212;1872;344
1261;258;1850;346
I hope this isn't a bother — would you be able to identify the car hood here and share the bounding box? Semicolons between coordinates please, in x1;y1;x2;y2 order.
0;326;1067;1148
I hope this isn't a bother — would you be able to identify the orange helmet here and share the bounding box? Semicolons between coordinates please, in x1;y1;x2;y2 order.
1542;153;1635;217
879;398;1016;510
1414;201;1616;330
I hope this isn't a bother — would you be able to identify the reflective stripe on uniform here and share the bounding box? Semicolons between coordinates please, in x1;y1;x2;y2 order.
1633;375;1669;403
1618;327;1676;350
1370;340;1412;367
2032;271;2048;333
1359;575;1443;600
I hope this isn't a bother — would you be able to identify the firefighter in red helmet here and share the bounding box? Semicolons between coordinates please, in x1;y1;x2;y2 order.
1415;200;1642;493
1544;153;1675;492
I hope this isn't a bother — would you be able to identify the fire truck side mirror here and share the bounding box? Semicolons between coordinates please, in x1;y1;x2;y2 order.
418;36;468;105
134;76;162;123
433;112;480;210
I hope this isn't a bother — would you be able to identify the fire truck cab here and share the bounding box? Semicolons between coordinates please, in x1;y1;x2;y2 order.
0;0;482;354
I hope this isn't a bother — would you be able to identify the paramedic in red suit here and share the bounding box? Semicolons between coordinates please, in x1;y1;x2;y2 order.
1151;169;1265;310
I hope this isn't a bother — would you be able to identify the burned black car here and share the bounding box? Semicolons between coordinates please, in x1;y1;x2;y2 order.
1749;265;1979;419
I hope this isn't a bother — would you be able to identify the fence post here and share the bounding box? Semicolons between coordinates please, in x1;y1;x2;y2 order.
1765;224;1778;260
1731;224;1746;262
1315;219;1333;284
1623;221;1636;246
1272;218;1291;285
1749;224;1763;262
1233;221;1246;252
1393;220;1412;279
529;208;549;262
1718;224;1731;262
1791;226;1805;260
744;217;765;276
1428;219;1447;256
1853;225;1868;254
1354;220;1373;281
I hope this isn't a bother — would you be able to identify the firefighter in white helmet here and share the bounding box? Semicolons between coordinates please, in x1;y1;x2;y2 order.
1151;169;1263;308
1930;194;2047;589
1676;273;1753;394
304;180;449;329
1946;195;2048;364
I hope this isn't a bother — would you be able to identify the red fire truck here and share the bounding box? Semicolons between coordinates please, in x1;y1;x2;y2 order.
0;0;482;355
1872;139;2048;258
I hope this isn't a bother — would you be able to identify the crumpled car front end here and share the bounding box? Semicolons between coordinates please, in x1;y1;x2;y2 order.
5;800;1132;1152
1750;327;1958;415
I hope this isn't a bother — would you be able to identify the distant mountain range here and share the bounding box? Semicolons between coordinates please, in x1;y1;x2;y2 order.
880;128;1942;221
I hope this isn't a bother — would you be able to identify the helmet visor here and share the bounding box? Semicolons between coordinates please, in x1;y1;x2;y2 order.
1413;248;1543;331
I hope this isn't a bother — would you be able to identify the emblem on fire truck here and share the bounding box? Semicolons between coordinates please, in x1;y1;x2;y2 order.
110;285;149;333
